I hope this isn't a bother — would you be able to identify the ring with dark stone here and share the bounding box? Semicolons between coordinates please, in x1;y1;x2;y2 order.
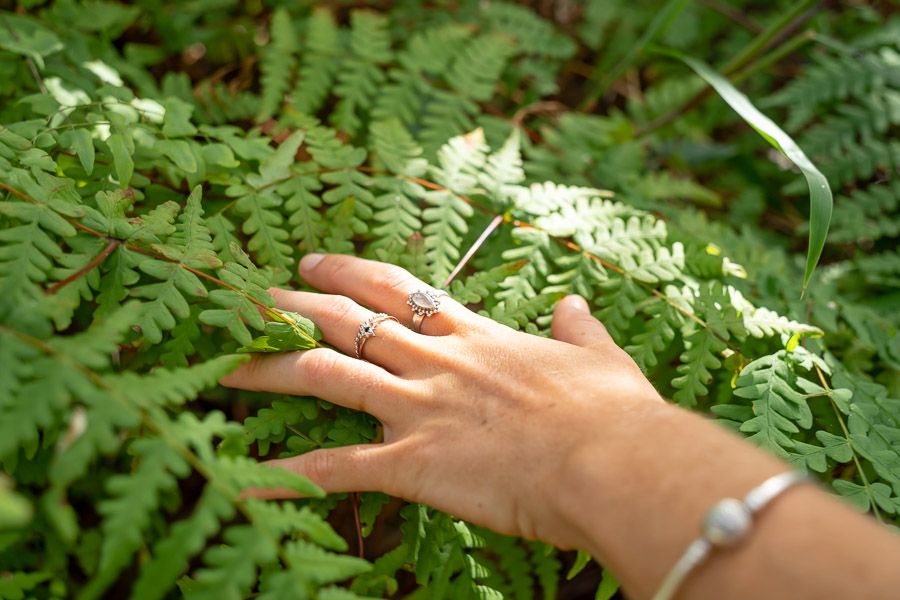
354;313;399;360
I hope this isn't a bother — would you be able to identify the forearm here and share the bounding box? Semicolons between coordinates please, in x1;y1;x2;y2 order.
554;401;900;599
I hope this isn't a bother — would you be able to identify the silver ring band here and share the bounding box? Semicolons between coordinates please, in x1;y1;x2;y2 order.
407;289;448;333
355;313;399;360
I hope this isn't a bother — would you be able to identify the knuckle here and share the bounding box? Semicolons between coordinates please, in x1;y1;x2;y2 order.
300;349;337;387
239;356;270;386
399;336;449;370
381;265;414;294
323;295;357;323
303;451;337;486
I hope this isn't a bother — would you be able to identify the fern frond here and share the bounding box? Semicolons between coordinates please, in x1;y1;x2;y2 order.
304;125;374;253
244;499;347;551
830;180;900;244
624;300;681;371
291;9;341;115
481;130;525;206
95;438;189;581
419;90;479;158
446;33;514;102
244;398;318;456
765;48;898;129
831;367;900;507
671;328;727;407
725;351;816;458
213;455;323;498
620;242;685;284
257;8;298;122
399;24;474;75
186;524;279;600
451;261;527;304
485;293;561;333
0;198;73;310
199;246;274;345
331;11;392;136
131;487;235;600
800;90;900;157
483;2;576;60
596;276;646;342
108;355;246;409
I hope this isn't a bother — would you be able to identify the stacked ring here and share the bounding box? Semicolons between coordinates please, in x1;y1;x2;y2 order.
355;313;400;360
407;289;448;333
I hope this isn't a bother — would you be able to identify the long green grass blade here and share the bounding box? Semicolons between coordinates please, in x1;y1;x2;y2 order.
658;49;832;295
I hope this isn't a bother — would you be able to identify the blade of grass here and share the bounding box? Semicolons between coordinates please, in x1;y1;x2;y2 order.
655;49;832;296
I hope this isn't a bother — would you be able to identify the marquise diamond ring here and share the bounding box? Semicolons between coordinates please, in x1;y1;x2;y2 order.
407;289;449;333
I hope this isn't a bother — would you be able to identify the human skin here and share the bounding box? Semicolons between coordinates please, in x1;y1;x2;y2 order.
221;253;900;599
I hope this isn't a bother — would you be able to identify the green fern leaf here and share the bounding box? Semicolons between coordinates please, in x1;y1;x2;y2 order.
729;351;816;458
244;499;347;551
671;328;726;407
213;455;324;498
257;8;298;121
94;438;190;583
331;11;392;135
199;244;274;345
131;487;235;600
446;33;513;102
186;524;279;600
244;398;319;456
283;539;371;584
291;9;341;115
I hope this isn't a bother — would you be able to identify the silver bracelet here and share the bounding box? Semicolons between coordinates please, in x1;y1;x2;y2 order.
652;471;810;600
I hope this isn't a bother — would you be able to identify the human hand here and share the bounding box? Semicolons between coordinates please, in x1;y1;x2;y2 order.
221;254;664;550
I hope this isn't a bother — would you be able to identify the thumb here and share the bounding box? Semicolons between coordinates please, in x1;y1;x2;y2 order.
551;295;613;349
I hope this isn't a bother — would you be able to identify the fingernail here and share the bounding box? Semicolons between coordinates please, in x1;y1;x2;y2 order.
300;253;324;272
566;295;589;313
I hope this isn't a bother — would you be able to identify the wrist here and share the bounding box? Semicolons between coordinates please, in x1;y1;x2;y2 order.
548;395;672;554
550;399;788;598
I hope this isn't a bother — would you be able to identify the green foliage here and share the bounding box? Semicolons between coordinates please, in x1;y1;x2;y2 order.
0;2;897;599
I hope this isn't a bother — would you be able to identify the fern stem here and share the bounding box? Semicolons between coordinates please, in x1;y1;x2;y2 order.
813;364;883;523
46;239;120;295
351;492;365;558
441;214;504;289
